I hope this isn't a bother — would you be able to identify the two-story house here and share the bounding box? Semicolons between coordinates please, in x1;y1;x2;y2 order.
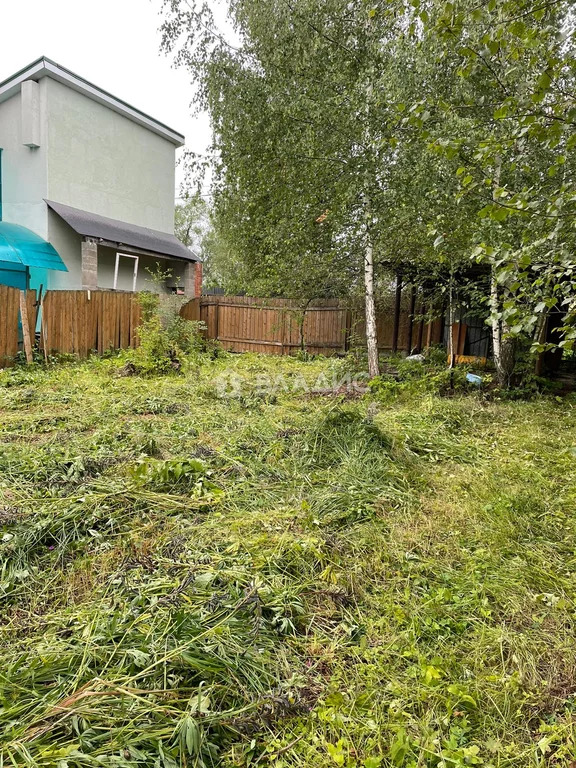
0;57;201;296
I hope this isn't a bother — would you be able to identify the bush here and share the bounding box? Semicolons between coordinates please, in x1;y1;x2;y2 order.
369;359;490;401
125;280;208;375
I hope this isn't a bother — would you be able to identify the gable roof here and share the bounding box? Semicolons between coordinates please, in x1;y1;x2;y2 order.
0;56;185;147
46;200;198;263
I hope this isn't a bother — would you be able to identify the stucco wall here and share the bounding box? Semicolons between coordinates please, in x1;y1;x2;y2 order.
1;74;180;292
45;79;176;234
0;81;49;237
45;209;83;289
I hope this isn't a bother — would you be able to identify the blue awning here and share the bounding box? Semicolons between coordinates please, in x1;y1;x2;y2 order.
0;222;68;272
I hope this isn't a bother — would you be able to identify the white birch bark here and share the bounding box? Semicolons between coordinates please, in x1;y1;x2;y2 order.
364;232;379;378
489;155;515;387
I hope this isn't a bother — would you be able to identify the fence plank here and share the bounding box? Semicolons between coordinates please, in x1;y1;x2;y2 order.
0;285;20;366
37;290;142;359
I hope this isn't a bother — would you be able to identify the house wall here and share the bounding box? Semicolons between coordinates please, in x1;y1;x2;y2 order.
0;73;180;292
44;209;83;289
0;81;49;236
44;79;176;234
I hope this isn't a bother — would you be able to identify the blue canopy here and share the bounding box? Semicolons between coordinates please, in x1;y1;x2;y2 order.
0;222;67;272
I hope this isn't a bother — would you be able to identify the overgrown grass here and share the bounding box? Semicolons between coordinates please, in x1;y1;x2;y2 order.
1;353;575;767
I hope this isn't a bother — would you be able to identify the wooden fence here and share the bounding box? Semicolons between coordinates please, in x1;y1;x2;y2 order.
0;289;444;368
41;290;141;357
0;285;38;367
181;295;444;356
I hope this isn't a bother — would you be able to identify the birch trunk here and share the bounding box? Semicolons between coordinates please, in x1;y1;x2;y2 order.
490;156;515;388
365;233;379;379
490;270;501;370
490;270;516;388
363;15;379;380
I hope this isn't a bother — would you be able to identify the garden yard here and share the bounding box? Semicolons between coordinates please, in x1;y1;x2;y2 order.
1;352;576;767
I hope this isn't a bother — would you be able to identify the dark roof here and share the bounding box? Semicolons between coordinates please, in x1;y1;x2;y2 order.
46;200;198;263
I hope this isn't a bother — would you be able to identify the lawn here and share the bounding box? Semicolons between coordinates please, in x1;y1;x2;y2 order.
1;352;575;767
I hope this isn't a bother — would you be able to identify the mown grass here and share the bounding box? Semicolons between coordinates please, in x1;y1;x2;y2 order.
1;353;575;767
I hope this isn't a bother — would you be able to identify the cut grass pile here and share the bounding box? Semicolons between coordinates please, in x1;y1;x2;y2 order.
1;353;575;767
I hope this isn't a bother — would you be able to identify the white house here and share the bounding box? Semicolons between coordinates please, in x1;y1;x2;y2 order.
0;57;201;296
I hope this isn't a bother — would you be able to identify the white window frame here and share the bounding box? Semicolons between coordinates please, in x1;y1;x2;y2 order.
113;252;140;292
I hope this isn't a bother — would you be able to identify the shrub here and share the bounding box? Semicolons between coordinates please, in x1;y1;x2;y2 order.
125;272;208;375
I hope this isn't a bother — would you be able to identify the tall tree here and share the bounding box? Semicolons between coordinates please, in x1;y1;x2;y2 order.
162;0;575;385
401;0;576;383
162;0;427;377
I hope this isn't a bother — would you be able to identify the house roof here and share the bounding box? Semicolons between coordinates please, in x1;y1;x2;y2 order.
46;200;198;263
0;57;185;147
0;222;68;272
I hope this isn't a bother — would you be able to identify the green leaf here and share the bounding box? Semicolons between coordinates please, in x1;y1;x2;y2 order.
537;69;553;92
390;729;410;766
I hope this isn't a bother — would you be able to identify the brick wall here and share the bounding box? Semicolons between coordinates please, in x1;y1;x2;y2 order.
194;262;203;298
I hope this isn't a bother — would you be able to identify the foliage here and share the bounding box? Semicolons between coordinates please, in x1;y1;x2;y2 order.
129;272;207;375
175;194;230;290
1;353;575;765
430;2;574;336
160;0;409;307
395;0;576;376
174;194;208;252
161;0;576;385
369;361;481;401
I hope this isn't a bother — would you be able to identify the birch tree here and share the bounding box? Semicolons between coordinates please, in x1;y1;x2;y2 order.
402;0;576;384
161;0;423;377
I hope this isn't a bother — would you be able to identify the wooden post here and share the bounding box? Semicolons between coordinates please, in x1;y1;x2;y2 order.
344;308;352;352
455;321;463;361
214;299;220;342
406;284;416;353
19;290;33;364
417;304;425;352
392;272;402;353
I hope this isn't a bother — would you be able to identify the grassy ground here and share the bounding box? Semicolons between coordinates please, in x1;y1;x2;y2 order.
1;352;576;768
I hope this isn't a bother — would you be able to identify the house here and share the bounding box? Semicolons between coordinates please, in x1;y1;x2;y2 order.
0;57;201;296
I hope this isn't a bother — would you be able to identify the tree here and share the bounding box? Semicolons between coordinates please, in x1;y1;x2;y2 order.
162;0;429;377
174;194;208;251
162;0;575;386
174;193;229;290
399;0;576;384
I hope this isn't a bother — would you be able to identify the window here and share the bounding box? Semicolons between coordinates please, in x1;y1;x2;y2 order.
113;252;139;292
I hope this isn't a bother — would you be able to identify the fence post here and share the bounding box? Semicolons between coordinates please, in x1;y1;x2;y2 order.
406;284;416;353
19;291;33;364
392;272;402;353
214;299;220;342
416;304;426;352
344;309;352;352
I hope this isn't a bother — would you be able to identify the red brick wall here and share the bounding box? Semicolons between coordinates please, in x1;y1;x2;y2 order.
194;262;203;297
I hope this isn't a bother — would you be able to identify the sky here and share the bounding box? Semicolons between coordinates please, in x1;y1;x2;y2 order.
0;0;211;195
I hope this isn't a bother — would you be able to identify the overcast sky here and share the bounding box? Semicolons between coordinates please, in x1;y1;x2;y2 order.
0;0;211;195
